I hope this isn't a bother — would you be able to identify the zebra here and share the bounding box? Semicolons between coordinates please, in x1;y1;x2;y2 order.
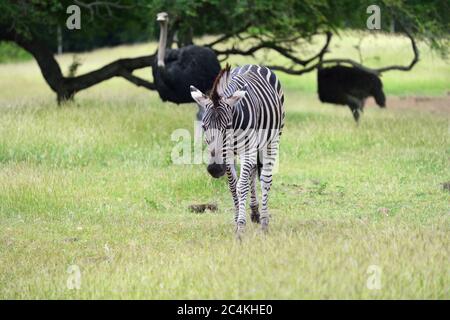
190;64;285;237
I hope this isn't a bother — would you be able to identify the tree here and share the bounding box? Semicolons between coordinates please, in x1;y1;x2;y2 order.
202;0;447;76
0;0;448;103
0;0;155;102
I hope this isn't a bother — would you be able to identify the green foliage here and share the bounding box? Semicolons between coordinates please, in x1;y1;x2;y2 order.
1;1;448;53
0;0;152;52
380;0;449;54
147;0;449;53
0;42;31;63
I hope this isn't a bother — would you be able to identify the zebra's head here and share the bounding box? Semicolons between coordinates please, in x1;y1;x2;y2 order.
190;64;246;178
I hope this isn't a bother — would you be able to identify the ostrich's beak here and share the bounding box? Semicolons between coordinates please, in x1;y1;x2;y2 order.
156;12;168;22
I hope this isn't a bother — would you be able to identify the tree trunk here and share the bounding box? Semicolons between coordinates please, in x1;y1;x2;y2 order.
177;28;194;48
0;27;156;104
57;26;63;55
390;17;396;33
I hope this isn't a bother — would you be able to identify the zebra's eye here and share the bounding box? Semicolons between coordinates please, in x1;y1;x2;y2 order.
201;124;207;131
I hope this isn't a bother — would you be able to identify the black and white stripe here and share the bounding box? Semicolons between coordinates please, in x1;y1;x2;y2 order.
190;64;284;236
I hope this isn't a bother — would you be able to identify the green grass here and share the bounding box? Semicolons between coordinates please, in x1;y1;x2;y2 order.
0;32;449;299
0;42;32;64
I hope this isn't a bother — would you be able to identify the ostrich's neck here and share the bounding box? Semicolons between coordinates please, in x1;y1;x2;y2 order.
157;22;168;68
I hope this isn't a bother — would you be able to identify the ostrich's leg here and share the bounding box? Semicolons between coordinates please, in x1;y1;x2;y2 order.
350;108;360;122
361;98;367;112
346;95;363;123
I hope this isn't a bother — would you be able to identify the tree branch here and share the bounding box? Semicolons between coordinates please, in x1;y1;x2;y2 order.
66;55;156;93
215;31;332;69
267;63;320;76
375;27;419;73
319;28;419;75
266;32;332;75
118;69;156;90
267;27;418;77
0;25;156;103
204;23;251;48
320;58;378;74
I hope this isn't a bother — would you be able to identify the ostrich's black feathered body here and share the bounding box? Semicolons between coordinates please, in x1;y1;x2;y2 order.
152;45;221;104
318;66;386;121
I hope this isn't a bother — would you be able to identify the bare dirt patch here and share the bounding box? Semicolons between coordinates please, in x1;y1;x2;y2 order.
365;95;450;114
188;203;218;213
442;182;450;192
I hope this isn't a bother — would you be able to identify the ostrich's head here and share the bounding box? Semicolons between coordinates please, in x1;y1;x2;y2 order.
189;64;247;178
156;12;169;68
156;12;168;23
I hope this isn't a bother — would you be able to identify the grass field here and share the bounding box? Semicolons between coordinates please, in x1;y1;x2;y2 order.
0;32;449;299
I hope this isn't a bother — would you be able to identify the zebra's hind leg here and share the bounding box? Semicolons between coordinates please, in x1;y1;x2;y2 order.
259;143;279;233
249;166;260;224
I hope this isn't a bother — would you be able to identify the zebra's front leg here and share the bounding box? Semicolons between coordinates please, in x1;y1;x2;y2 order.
226;163;239;222
236;154;257;237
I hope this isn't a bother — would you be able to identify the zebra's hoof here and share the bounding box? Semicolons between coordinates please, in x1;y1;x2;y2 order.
261;225;269;234
235;223;245;240
250;212;260;224
260;219;269;233
250;205;260;224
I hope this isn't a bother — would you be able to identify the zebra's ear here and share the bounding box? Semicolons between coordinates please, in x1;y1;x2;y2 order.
224;89;246;107
190;85;210;107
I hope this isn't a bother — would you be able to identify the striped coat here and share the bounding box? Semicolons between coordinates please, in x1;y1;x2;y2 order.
190;64;285;237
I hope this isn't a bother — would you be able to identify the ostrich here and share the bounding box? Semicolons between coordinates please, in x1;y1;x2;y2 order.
317;65;386;122
152;12;221;119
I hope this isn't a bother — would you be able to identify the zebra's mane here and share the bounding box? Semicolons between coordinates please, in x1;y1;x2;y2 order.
210;63;231;107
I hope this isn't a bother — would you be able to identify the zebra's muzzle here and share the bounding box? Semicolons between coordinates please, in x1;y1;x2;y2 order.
207;163;226;178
